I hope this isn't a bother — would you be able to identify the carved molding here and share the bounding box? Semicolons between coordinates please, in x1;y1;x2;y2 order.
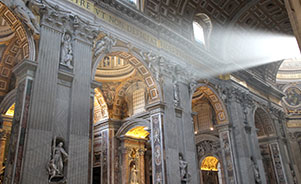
40;1;98;43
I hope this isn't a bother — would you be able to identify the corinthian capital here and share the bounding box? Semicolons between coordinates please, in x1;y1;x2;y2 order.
40;1;98;42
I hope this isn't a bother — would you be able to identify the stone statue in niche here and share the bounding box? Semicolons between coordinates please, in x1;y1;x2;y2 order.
47;138;68;183
179;153;190;183
173;79;180;107
250;156;261;184
11;0;41;35
94;35;116;56
129;162;139;184
60;31;73;70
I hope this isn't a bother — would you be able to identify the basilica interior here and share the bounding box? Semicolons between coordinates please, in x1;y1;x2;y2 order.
0;0;301;184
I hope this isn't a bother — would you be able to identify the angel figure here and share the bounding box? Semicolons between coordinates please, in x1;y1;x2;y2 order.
11;0;40;34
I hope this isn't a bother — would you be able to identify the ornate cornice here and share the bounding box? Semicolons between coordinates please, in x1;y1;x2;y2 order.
40;0;98;43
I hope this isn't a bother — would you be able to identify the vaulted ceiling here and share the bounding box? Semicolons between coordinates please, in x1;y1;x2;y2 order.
144;0;293;36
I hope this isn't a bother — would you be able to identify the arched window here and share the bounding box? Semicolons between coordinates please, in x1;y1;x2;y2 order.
193;21;206;45
124;0;144;11
193;13;212;47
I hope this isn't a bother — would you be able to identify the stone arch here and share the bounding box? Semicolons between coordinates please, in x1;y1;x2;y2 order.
91;43;162;102
192;83;229;125
92;43;162;119
195;134;221;160
254;107;275;137
196;134;225;184
115;118;150;138
0;88;16;114
0;2;34;96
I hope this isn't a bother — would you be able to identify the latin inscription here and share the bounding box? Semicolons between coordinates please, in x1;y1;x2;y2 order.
67;0;201;67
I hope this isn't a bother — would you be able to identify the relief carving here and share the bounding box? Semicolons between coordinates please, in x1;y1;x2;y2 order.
94;35;116;57
197;140;220;157
11;0;42;35
140;51;162;83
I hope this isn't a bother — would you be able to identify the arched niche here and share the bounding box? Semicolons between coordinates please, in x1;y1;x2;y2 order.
254;107;278;184
0;2;35;98
116;118;150;138
193;13;212;48
192;84;229;125
254;107;275;137
92;49;161;120
196;134;224;184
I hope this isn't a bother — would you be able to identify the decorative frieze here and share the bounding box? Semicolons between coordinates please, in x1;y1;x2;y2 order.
197;140;220;157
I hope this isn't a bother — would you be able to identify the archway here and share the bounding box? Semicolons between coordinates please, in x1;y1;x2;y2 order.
0;2;33;181
192;84;228;184
91;38;160;183
200;156;222;184
254;107;277;184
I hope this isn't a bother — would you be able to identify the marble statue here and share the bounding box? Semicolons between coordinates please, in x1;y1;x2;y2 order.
60;31;73;69
129;163;139;184
251;157;261;184
94;35;116;56
47;139;68;183
53;142;68;174
11;0;40;35
47;159;59;182
179;153;190;182
173;80;180;107
140;51;161;82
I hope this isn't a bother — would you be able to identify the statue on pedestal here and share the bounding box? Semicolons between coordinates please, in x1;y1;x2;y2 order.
251;156;261;184
47;138;68;183
60;31;73;70
179;153;190;183
129;163;139;184
173;79;180;107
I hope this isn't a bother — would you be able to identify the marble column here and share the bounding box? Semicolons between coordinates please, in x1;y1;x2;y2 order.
3;60;37;184
269;112;289;184
97;119;121;184
146;102;166;184
222;87;265;184
4;4;97;183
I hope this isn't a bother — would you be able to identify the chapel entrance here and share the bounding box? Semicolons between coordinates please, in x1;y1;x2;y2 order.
200;156;221;184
